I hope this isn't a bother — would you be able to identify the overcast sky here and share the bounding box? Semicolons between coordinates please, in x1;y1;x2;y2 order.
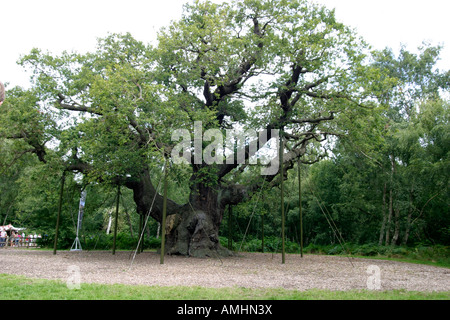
1;0;449;89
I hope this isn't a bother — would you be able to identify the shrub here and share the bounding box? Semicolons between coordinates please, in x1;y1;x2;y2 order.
304;243;324;254
220;236;301;254
354;244;379;256
327;245;344;255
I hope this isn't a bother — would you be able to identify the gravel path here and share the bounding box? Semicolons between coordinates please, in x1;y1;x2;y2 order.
1;249;449;292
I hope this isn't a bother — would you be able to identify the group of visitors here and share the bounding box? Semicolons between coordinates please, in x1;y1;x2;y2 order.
0;226;41;248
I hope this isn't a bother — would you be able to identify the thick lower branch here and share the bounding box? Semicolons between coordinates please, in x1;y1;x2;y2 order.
125;167;182;222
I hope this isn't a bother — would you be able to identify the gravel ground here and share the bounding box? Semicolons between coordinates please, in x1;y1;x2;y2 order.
1;249;449;292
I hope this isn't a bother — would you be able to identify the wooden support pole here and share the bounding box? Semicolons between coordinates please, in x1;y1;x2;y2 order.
53;171;66;255
298;158;303;258
228;205;233;250
280;131;285;264
141;213;145;253
112;184;120;255
137;214;143;254
160;163;168;264
261;214;265;253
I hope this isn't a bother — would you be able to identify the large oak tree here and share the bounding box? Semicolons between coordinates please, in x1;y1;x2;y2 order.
2;0;377;257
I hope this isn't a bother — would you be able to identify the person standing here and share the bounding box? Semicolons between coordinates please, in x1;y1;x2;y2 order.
0;81;5;106
0;228;6;247
13;231;19;247
17;232;22;247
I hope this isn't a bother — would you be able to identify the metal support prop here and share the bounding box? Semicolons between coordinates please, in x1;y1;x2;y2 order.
71;189;87;252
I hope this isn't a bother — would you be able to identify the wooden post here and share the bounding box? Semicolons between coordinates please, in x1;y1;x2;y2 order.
112;184;120;255
160;163;168;264
137;214;143;254
280;131;285;264
141;213;146;253
228;205;233;250
53;171;66;255
298;158;303;258
261;214;264;253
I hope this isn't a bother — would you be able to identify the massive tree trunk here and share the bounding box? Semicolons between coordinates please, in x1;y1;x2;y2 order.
164;183;231;257
125;166;234;257
164;206;232;258
163;168;253;257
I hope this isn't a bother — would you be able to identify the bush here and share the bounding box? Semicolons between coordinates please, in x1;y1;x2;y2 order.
304;243;326;254
147;237;161;249
390;246;408;257
285;241;300;253
327;245;344;255
354;244;379;256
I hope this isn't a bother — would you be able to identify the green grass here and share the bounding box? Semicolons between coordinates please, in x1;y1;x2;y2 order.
1;274;448;300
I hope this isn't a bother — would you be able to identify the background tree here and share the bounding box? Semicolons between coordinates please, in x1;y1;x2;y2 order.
370;44;449;246
305;44;450;247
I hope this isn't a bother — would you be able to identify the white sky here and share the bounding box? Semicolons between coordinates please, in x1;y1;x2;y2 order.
1;0;449;89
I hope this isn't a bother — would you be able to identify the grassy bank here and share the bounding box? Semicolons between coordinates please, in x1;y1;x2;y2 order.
1;274;448;300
